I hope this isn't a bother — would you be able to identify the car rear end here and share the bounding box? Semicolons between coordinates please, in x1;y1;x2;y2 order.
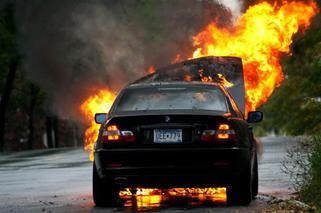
93;83;254;206
94;113;251;188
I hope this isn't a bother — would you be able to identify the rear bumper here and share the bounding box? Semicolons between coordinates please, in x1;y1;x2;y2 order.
94;147;250;188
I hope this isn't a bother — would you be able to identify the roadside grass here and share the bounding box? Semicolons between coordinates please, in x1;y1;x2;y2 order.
282;135;321;210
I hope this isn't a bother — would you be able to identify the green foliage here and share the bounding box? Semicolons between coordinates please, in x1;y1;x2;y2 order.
0;3;48;150
299;135;321;208
282;135;321;209
258;15;321;135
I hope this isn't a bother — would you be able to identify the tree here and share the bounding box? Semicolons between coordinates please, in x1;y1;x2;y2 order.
27;84;40;149
258;14;321;135
0;3;19;152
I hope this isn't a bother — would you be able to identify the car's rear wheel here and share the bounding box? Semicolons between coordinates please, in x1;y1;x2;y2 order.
228;161;253;205
252;154;258;198
93;162;119;207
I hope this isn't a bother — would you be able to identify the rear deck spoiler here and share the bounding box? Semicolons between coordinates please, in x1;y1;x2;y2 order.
134;56;246;114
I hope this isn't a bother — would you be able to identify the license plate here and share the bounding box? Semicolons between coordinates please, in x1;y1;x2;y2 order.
154;129;182;143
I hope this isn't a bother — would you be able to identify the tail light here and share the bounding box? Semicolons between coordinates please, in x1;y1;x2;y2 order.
102;125;135;142
201;124;235;142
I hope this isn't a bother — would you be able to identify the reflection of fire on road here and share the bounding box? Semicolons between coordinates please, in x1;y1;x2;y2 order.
119;188;226;209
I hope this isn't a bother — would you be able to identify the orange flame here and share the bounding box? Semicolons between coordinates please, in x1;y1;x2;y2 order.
80;88;116;160
147;66;156;74
192;1;318;112
198;68;234;88
172;54;182;63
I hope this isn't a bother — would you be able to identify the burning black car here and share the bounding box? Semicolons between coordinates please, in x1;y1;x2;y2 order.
92;57;263;206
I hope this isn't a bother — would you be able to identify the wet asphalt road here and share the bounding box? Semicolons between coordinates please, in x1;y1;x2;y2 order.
0;136;298;212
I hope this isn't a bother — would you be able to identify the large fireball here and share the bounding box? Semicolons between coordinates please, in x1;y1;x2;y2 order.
192;1;318;112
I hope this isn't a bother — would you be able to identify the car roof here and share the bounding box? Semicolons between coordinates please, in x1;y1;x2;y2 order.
127;81;223;89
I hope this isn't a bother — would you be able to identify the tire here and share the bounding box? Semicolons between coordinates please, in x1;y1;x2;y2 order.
93;162;119;207
252;154;259;198
228;161;253;206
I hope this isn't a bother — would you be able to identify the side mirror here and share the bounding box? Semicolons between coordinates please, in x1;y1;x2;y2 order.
95;113;107;124
247;111;263;123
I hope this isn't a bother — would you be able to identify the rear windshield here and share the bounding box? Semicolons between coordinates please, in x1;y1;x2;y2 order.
115;86;228;112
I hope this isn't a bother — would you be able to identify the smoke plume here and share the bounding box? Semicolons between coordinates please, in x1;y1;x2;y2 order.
10;0;238;120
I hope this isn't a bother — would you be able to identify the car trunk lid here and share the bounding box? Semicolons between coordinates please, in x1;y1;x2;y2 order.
106;114;231;145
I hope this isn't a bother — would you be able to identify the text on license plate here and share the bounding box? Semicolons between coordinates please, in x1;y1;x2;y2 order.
154;129;182;143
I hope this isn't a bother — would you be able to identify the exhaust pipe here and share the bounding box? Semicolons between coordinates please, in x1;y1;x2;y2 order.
114;177;128;185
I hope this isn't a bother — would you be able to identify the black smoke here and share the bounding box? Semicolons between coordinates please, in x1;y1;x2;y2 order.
9;0;235;119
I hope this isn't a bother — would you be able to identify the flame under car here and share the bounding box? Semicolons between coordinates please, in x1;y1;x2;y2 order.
92;57;262;206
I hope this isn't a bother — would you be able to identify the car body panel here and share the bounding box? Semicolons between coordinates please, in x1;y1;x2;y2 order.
94;146;250;188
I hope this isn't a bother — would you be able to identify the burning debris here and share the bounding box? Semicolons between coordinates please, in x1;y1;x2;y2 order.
80;1;318;161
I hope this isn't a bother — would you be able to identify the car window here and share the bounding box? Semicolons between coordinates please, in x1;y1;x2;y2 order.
115;86;228;112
